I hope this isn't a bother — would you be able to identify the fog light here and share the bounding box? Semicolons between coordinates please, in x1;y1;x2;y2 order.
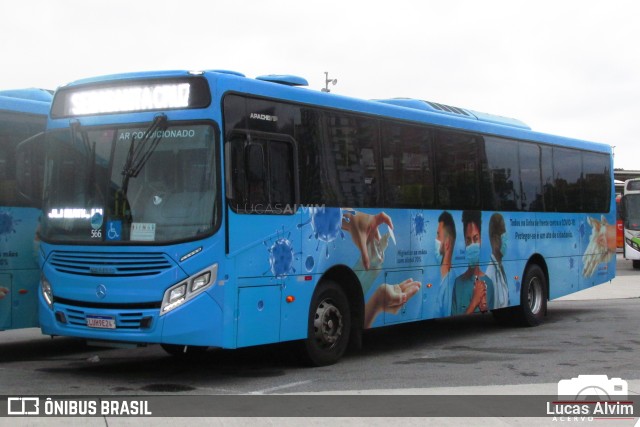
55;311;67;323
140;317;153;329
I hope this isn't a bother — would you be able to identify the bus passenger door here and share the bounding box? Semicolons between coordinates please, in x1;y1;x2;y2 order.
383;269;423;324
0;273;11;330
225;132;301;277
226;131;303;345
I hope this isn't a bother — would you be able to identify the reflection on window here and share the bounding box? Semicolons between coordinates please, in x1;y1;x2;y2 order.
0;111;47;207
519;142;543;212
381;123;434;207
485;136;520;211
553;147;582;212
582;152;610;213
324;114;379;207
41;125;217;243
228;133;295;213
223;95;612;215
435;131;479;209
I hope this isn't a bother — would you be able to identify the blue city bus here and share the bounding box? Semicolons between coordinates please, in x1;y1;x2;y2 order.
0;88;52;331
38;70;615;364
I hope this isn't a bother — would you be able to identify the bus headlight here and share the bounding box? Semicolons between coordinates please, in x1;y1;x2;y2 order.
191;271;211;293
626;238;640;251
161;264;217;315
169;284;187;303
41;275;54;309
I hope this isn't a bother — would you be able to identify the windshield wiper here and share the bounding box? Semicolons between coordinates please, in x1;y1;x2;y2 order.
121;114;168;195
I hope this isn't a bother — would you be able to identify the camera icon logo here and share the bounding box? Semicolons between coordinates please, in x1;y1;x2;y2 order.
558;375;628;400
7;397;40;415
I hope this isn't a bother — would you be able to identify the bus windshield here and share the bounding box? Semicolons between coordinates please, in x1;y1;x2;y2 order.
624;193;640;231
40;122;218;244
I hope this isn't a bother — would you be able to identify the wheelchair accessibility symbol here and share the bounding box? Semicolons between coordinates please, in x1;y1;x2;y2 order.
105;221;122;241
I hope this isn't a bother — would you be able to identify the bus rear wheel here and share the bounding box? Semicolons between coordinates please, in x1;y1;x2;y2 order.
513;264;547;326
633;260;640;270
302;280;351;366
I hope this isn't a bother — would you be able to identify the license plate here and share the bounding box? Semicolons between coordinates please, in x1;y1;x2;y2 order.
86;315;116;329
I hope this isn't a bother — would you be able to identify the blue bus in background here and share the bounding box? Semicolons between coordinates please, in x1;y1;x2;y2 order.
38;70;615;364
0;88;52;331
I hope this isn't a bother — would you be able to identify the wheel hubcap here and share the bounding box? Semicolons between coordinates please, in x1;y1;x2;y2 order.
313;298;343;349
527;276;543;314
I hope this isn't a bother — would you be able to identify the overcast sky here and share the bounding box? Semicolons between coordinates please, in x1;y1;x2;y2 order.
3;0;639;170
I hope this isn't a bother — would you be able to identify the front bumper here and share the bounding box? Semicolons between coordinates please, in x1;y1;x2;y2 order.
39;289;224;347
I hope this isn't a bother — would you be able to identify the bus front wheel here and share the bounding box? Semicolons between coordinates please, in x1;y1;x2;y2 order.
633;260;640;269
514;264;547;326
302;280;351;366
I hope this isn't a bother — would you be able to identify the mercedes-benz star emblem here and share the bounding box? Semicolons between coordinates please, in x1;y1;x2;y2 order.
96;284;107;299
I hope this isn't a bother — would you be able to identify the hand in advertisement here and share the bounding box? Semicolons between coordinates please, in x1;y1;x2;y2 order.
468;276;487;314
0;286;8;300
343;211;394;270
479;278;488;313
364;278;421;328
582;216;615;278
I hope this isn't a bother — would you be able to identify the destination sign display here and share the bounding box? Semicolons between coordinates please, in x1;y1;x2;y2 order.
51;77;210;117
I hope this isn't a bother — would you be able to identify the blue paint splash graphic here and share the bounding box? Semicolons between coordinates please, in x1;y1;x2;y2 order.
0;211;21;241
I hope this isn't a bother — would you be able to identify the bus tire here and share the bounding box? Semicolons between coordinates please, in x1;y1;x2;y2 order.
302;280;351;366
161;344;208;358
514;264;547;327
633;260;640;270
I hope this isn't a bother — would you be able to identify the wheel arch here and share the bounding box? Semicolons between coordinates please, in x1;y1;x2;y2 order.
524;253;549;301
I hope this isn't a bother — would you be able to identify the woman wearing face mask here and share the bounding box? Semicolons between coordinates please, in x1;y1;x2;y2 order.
451;210;494;315
486;213;509;309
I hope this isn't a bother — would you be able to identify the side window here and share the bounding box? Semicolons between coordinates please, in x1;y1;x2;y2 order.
485;136;520;211
540;145;554;211
519;142;542;212
381;122;434;208
267;139;295;205
553;147;582;212
44;129;92;208
15;133;46;208
435;131;480;210
582;152;611;213
324;113;379;207
296;107;333;206
0;111;47;206
227;132;296;214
